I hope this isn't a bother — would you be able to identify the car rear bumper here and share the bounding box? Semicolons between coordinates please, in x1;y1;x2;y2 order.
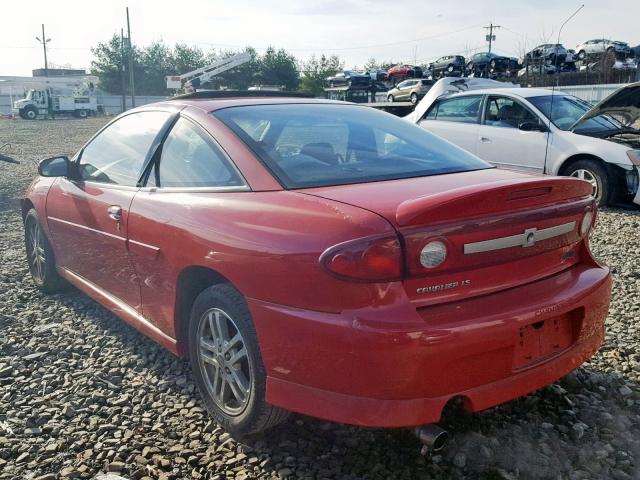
249;262;610;427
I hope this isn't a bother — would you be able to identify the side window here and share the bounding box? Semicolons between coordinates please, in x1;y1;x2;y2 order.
151;118;243;188
79;111;170;186
484;96;539;128
430;96;482;124
424;102;439;120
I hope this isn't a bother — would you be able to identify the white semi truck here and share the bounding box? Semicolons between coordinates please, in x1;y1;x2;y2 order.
13;87;98;119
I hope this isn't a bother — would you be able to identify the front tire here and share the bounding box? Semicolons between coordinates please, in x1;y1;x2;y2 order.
410;93;418;104
22;106;38;120
565;159;611;206
387;94;394;102
24;209;65;292
188;284;289;436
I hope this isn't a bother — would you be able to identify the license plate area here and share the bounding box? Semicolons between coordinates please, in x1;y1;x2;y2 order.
513;314;577;370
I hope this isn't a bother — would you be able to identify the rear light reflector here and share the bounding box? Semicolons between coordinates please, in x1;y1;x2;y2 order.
320;235;402;282
420;241;447;268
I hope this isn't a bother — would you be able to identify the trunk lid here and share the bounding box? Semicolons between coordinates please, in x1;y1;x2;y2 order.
301;169;594;307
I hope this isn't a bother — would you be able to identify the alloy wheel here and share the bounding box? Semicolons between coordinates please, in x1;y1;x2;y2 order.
27;221;46;282
570;168;599;200
197;308;252;416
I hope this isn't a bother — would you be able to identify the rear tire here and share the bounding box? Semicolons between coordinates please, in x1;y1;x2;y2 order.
564;159;611;206
188;284;289;436
24;209;65;292
410;93;418;105
76;109;88;119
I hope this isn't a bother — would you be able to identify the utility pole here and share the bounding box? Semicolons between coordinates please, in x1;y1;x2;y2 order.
35;24;51;77
120;29;127;112
483;23;501;53
126;7;135;108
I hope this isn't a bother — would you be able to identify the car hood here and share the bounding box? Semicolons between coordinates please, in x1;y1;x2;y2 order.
572;81;640;130
406;77;518;123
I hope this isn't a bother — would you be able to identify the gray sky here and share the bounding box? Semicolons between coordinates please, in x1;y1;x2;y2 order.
2;0;639;76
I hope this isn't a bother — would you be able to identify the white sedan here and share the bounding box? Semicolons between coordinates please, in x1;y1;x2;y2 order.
406;79;640;206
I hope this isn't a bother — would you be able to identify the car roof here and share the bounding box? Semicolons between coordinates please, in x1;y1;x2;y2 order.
145;96;347;113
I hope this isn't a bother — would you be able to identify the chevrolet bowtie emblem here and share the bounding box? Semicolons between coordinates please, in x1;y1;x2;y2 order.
463;221;576;254
522;228;537;247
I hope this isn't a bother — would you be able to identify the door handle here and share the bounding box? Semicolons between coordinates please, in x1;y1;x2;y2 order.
107;205;122;221
480;137;492;143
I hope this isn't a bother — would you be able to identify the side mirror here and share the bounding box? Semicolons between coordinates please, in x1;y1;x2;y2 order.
38;156;71;177
518;121;548;132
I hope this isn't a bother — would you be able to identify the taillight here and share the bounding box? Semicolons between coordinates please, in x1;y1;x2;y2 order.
581;203;598;238
580;210;594;236
320;235;403;282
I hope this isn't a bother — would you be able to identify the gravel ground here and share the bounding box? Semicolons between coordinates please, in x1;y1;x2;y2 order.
0;118;639;480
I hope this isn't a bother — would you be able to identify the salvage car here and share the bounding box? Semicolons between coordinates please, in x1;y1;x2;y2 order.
326;70;370;88
575;39;634;60
408;78;640;206
367;69;388;82
428;55;466;78
386;64;423;81
387;79;434;104
525;44;568;65
466;52;519;77
23;92;611;445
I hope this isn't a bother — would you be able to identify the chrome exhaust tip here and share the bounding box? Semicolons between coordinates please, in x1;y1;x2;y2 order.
413;424;449;452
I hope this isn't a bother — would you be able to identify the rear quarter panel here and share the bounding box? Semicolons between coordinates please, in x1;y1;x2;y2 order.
127;190;403;340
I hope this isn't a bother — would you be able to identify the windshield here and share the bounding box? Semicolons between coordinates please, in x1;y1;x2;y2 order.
214;104;491;189
528;95;623;132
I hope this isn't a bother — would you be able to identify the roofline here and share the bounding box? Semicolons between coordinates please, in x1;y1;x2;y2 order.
169;90;313;101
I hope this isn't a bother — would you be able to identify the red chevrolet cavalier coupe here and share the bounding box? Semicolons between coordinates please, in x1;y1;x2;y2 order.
23;93;611;439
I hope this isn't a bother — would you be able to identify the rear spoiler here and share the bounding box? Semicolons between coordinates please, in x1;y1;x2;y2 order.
396;177;593;226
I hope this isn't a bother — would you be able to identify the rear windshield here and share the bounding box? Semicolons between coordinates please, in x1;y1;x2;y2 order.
214;104;491;189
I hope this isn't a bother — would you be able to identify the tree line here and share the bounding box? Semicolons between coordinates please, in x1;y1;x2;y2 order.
90;35;346;97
